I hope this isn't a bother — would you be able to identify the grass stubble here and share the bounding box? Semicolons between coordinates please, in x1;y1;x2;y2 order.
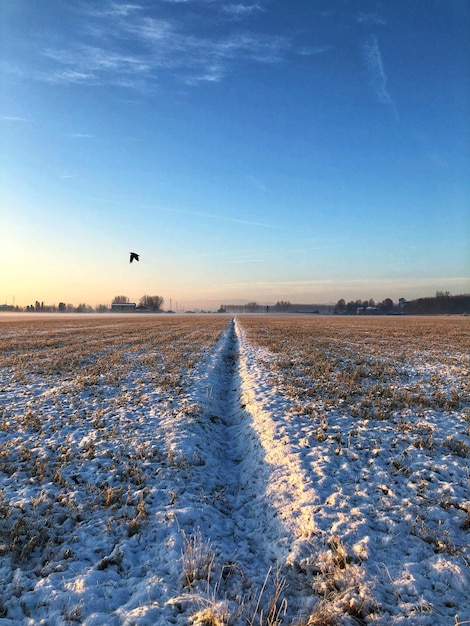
237;315;469;624
0;314;469;624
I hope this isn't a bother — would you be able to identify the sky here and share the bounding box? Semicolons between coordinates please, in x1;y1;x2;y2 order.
1;0;469;310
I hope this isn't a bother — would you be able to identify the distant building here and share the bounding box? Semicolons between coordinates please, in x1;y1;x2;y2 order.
111;302;136;313
359;306;379;315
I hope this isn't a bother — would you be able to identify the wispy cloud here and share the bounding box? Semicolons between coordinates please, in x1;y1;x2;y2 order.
363;35;398;120
356;13;387;26
28;2;290;89
87;3;143;17
297;45;331;56
184;247;264;260
42;44;152;86
121;18;289;70
1;115;30;122
222;4;264;18
154;205;284;231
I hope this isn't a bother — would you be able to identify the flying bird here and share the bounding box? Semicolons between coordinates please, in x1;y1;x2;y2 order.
129;252;140;263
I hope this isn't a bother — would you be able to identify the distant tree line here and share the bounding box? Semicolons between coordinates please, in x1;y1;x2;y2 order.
220;301;287;314
14;294;165;313
334;297;396;315
23;301;87;313
5;292;469;315
334;292;470;315
403;292;470;315
220;301;330;314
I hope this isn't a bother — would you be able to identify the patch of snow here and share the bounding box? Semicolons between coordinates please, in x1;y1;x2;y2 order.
0;315;469;624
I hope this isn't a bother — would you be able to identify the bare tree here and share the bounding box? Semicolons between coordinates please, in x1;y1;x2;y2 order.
112;295;129;304
139;295;164;311
75;303;94;313
274;300;292;312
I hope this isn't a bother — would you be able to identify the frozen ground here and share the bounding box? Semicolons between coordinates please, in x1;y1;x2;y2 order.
0;315;469;625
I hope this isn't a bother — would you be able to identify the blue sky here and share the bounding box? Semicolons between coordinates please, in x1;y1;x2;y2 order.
1;0;469;309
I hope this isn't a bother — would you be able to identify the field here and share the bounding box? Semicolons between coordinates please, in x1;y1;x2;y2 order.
0;314;469;625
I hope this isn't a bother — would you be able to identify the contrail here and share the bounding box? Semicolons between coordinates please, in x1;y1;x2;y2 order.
363;35;398;121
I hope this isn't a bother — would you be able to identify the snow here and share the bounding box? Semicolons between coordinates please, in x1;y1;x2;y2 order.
0;314;469;625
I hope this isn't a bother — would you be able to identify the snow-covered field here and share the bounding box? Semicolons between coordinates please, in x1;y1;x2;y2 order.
0;314;469;625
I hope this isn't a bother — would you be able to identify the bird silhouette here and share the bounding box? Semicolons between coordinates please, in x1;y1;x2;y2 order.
129;252;140;263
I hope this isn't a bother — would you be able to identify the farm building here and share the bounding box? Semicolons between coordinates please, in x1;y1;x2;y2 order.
111;302;136;313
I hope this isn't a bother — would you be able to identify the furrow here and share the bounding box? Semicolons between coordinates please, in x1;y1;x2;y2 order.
192;318;292;572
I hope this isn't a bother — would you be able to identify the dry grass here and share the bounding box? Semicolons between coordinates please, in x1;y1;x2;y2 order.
238;315;469;448
238;315;470;623
1;314;468;623
181;528;215;590
246;567;288;626
240;319;468;408
0;315;228;582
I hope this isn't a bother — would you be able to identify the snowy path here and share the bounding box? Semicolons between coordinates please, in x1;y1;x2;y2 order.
190;317;291;568
165;317;298;620
165;317;327;622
